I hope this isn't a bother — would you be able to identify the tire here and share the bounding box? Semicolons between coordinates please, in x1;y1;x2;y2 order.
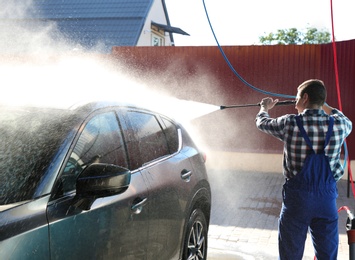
182;209;208;260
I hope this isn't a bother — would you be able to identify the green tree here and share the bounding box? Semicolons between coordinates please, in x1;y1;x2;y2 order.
259;27;331;45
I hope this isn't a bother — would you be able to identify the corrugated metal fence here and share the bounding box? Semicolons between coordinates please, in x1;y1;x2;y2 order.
111;40;354;160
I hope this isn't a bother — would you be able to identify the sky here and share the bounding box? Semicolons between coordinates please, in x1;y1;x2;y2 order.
165;0;355;46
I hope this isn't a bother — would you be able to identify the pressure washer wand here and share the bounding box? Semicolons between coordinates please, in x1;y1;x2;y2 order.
220;100;296;110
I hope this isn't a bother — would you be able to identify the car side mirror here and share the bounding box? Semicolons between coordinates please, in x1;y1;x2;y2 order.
76;163;131;198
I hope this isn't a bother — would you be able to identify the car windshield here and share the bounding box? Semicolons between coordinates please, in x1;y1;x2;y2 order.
0;107;75;205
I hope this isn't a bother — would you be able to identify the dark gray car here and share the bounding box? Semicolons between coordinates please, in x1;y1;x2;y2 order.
0;101;211;260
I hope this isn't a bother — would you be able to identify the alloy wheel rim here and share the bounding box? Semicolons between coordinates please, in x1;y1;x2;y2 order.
187;220;206;260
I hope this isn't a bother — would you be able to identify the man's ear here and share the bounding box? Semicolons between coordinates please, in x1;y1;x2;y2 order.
302;93;309;105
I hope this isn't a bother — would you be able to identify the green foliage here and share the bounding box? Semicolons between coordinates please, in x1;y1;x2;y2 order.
259;27;331;45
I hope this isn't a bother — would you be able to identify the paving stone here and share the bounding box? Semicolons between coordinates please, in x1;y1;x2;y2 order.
207;169;354;259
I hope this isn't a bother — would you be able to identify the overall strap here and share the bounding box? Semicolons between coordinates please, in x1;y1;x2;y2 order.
295;115;335;151
295;115;314;151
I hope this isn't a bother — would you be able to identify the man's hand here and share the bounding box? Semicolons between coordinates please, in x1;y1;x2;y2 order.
259;97;279;112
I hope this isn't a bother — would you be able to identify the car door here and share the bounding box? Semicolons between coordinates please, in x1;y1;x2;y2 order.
47;111;150;260
119;110;196;259
141;155;195;260
0;197;50;260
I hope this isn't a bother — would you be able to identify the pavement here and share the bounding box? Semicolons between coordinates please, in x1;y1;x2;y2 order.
206;169;355;259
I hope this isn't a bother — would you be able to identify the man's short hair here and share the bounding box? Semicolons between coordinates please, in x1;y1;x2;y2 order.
297;79;327;106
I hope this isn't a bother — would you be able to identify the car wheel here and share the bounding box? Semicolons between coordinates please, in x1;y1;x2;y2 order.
182;208;208;260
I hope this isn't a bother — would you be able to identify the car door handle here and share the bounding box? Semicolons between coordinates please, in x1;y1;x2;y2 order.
181;169;192;182
131;198;148;215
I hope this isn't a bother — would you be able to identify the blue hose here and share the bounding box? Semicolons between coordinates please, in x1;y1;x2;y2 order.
202;0;295;99
201;0;348;169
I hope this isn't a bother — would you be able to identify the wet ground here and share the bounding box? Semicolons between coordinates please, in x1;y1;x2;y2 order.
206;170;354;259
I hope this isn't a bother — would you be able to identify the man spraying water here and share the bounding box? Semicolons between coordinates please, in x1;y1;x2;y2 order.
256;79;352;259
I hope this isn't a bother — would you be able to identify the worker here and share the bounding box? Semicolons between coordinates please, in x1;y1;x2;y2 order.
255;79;352;259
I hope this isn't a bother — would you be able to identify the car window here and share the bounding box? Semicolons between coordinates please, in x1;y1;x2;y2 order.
122;111;169;169
61;111;128;193
161;118;179;154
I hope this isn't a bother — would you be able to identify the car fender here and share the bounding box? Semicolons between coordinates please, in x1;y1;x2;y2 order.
178;183;211;259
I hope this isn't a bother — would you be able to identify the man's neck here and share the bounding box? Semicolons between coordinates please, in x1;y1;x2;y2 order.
305;104;322;110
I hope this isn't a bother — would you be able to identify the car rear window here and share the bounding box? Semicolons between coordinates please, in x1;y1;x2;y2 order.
122;111;170;169
161;118;179;154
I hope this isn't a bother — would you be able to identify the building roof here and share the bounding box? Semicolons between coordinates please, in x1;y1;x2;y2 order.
152;22;189;36
24;0;155;51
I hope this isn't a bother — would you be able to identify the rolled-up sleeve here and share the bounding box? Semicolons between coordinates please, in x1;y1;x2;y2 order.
331;109;352;137
256;112;288;141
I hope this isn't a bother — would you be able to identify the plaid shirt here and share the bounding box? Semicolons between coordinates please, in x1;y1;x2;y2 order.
256;108;352;181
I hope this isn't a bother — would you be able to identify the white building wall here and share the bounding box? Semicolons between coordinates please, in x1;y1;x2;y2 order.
136;0;172;46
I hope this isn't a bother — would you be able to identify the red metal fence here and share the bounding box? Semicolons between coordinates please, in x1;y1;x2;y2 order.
111;40;354;159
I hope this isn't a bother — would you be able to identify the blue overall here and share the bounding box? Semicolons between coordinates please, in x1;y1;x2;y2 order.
279;116;338;260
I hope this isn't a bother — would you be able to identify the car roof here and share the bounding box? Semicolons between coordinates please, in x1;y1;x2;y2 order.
2;99;156;113
69;100;165;117
1;98;179;124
